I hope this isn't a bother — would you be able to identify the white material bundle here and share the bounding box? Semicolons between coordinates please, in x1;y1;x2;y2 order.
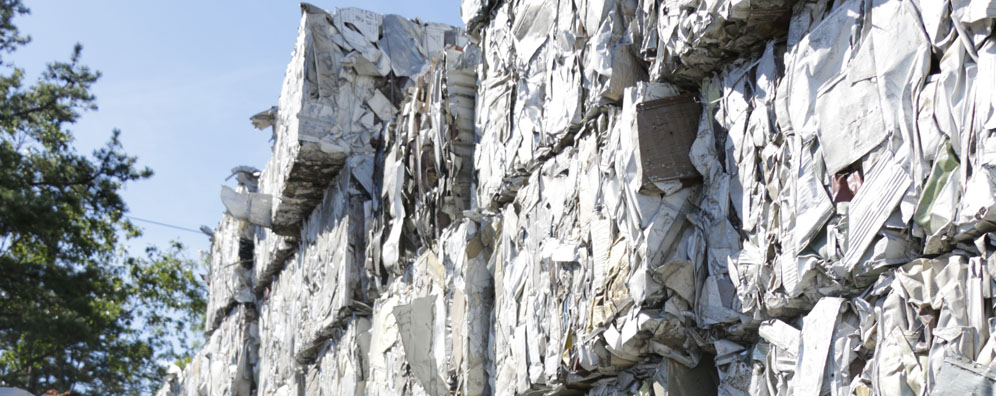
251;226;296;292
364;218;494;396
180;305;258;396
204;214;254;332
373;46;477;275
256;254;301;396
294;155;375;361
258;4;463;236
165;0;996;395
699;0;996;394
490;81;717;394
301;317;372;396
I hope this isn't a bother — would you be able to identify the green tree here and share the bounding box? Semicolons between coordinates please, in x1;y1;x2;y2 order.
0;0;206;394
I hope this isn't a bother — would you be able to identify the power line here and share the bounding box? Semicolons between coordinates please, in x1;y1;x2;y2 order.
125;215;205;235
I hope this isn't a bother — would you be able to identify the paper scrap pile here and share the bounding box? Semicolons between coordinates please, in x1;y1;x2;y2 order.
159;0;996;395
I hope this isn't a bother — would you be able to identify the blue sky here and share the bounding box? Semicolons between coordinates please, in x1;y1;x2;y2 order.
15;1;463;259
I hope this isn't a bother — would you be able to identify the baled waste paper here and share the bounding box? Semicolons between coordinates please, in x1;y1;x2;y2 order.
369;45;477;281
293;155;374;362
366;218;494;396
301;316;372;396
159;0;996;395
249;3;464;291
162;305;258;396
203;213;254;333
698;0;996;394
256;4;464;237
255;253;300;396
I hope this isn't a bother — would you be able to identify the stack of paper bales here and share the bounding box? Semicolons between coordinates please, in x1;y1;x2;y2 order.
159;1;996;395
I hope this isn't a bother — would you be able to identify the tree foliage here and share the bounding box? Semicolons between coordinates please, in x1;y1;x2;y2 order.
0;0;206;394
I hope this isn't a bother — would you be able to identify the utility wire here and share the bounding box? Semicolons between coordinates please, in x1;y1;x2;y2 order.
125;215;205;235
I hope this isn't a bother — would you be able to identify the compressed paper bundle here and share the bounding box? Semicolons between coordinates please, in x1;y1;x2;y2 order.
651;0;796;86
208;305;259;396
178;349;207;396
258;4;464;236
441;220;495;396
157;0;996;395
251;226;296;293
256;253;301;396
301;317;372;396
154;365;183;396
364;281;443;396
466;0;798;209
470;0;605;208
365;218;494;396
294;155;375;361
698;0;996;394
209;305;259;396
204;214;255;333
722;254;996;396
584;357;717;396
712;0;992;337
180;305;259;396
365;289;418;396
490;81;718;395
372;44;477;276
